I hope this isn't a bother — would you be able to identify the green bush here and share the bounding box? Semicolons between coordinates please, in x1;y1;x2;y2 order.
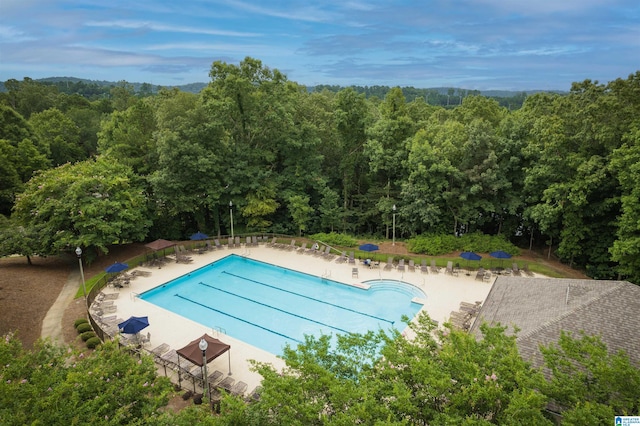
76;323;93;334
74;318;89;328
80;331;96;341
86;337;102;349
308;232;358;247
407;232;521;256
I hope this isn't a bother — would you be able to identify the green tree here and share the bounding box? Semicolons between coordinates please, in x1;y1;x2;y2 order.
12;157;151;256
29;108;84;166
0;334;173;425
287;194;313;236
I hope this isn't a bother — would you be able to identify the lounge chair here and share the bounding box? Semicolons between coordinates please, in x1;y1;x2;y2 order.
228;237;234;248
335;252;347;263
286;239;296;251
446;261;458;276
297;242;307;254
420;259;429;273
408;260;416;272
475;267;485;281
512;263;521;276
267;237;277;247
397;259;405;272
523;263;534;277
231;381;248;396
313;245;325;257
384;257;394;271
252;236;258;246
214;239;223;250
430;260;440;273
348;251;355;264
234;236;241;247
246;236;252;246
322;246;335;261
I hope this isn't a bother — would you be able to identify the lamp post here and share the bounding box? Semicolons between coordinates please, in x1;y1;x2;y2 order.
199;338;209;403
229;201;234;240
75;247;87;299
392;204;396;246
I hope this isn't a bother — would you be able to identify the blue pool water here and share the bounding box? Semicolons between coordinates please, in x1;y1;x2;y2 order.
140;254;425;355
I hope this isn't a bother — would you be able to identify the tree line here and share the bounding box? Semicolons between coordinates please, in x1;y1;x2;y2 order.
0;58;638;282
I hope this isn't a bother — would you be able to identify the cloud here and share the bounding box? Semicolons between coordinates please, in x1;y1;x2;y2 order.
85;20;260;37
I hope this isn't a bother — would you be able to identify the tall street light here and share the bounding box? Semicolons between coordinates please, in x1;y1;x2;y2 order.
392;204;397;246
199;338;209;403
229;201;234;240
75;247;87;299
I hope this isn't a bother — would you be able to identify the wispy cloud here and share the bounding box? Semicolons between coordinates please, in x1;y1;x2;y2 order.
85;20;260;37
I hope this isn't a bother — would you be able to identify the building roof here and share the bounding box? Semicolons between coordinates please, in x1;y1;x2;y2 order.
470;277;640;368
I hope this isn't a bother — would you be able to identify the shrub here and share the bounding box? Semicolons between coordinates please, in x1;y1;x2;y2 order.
80;331;96;341
74;318;89;328
308;232;358;247
86;337;101;349
76;323;93;334
407;232;521;256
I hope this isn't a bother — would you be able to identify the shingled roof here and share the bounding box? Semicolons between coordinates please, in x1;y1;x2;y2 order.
470;277;640;369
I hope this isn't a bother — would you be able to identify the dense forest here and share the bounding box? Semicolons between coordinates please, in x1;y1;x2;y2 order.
0;58;638;283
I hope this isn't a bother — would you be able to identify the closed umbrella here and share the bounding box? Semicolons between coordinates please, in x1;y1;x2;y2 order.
105;262;129;273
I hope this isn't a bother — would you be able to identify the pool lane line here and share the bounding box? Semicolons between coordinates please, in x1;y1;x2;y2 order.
219;271;394;325
197;282;355;334
174;294;303;345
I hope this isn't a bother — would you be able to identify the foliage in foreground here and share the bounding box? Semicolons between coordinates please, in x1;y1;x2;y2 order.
2;313;638;425
0;335;172;425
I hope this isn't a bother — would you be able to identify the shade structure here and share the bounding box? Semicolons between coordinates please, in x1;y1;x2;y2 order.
358;243;379;252
460;251;482;261
118;316;149;334
105;262;129;273
190;231;209;241
489;250;512;259
490;250;512;268
177;333;231;377
145;239;175;251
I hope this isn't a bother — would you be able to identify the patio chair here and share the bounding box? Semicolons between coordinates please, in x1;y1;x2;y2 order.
408;259;416;272
430;260;440;273
512;263;521;276
297;242;307;254
420;259;429;273
352;267;359;278
397;259;405;272
523;263;534;277
384;257;394;271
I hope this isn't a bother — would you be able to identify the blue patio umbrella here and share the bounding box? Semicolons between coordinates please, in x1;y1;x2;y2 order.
460;251;482;261
459;251;482;271
190;231;209;241
118;316;149;334
105;262;129;273
358;243;379;252
490;250;512;268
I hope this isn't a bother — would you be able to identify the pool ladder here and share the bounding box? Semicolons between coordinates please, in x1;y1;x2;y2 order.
211;325;227;337
321;269;332;279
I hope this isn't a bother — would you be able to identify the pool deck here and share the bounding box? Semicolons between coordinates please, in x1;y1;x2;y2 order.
93;244;496;395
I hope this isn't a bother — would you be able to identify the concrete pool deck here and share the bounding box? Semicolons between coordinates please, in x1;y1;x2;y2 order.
92;244;497;395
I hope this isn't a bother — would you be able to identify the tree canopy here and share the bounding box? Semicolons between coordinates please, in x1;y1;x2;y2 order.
1;62;639;282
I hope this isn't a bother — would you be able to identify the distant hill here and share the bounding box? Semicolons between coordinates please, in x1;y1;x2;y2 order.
0;77;207;94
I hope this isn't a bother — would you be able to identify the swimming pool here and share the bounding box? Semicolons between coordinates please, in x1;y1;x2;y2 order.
140;254;425;355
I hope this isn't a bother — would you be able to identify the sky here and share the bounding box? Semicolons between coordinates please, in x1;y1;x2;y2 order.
0;1;638;91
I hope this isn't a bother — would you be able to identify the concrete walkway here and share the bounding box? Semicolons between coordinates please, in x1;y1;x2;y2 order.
41;270;83;344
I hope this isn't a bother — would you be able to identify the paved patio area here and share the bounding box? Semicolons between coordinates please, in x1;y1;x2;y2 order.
91;243;497;395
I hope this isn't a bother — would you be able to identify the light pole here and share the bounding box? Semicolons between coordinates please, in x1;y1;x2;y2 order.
229;201;234;240
199;338;209;403
75;247;87;299
392;204;396;246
